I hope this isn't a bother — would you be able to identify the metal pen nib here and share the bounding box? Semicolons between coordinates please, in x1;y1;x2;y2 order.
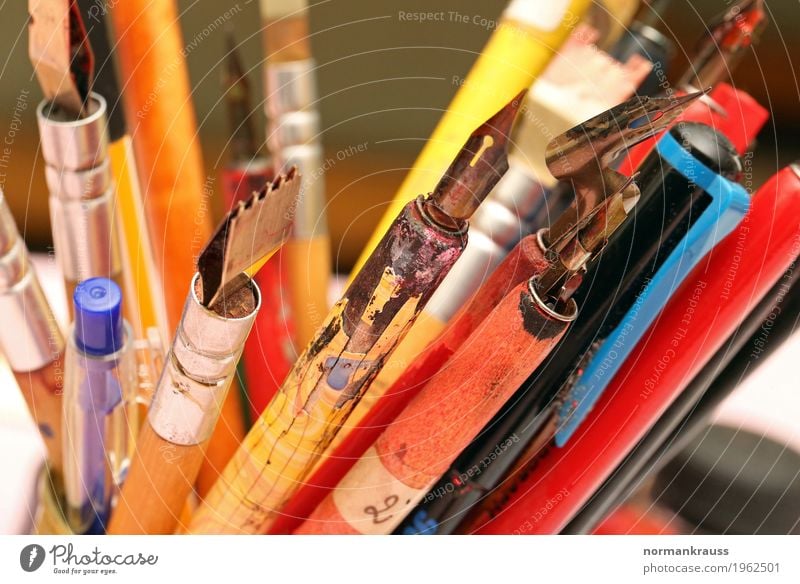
537;180;641;310
428;91;525;221
545;91;705;244
29;0;94;119
678;0;767;91
198;168;301;309
223;29;260;162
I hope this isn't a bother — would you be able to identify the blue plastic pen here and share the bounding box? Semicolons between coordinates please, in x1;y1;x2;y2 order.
555;125;750;446
62;278;135;533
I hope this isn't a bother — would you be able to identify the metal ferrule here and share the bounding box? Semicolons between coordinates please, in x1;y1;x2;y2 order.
265;59;317;117
0;262;64;372
266;60;327;239
557;232;592;273
147;274;260;445
279;142;328;238
0;196;64;371
44;158;111;201
36;93;109;172
490;163;546;221
48;187;120;282
38;93;119;282
470;200;526;250
425;231;506;323
527;277;578;323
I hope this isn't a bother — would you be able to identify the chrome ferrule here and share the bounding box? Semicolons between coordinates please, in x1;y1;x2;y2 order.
147;274;260;445
0;192;64;372
36;93;120;282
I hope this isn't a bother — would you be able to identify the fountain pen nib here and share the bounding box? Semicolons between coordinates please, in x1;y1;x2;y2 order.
546;90;706;181
430;90;525;220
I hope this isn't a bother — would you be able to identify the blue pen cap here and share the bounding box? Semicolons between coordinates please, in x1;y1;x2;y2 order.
72;277;124;356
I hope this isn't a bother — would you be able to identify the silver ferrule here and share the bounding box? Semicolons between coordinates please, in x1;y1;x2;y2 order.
268;110;320;153
470;200;526;250
36;93;109;172
278;142;328;238
0;192;64;371
266;60;327;239
44;158;111;201
48;187;121;282
147;273;260;445
425;231;506;323
38;92;119;282
491;162;547;221
265;59;317;117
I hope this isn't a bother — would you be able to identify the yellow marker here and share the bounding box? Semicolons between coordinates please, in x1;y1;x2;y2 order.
349;0;592;279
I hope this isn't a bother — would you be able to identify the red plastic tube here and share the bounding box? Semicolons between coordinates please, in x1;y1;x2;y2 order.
222;163;296;421
471;165;800;534
269;234;548;533
618;83;768;176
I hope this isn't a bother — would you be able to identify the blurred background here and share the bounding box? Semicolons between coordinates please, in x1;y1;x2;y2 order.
0;0;798;271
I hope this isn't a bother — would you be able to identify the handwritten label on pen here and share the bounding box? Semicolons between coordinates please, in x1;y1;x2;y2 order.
333;446;429;535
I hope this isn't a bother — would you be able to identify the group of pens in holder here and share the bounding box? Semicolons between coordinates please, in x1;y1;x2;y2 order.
1;0;799;535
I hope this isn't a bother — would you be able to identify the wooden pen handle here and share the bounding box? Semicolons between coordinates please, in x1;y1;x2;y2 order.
109;422;205;535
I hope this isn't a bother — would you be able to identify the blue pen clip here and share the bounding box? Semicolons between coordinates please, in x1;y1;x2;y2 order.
554;130;750;447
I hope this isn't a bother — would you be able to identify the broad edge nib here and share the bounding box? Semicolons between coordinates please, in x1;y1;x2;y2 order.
429;90;525;220
29;0;95;119
546;90;707;181
223;28;260;162
198;167;301;309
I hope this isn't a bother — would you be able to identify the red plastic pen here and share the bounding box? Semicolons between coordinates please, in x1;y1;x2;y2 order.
469;164;800;535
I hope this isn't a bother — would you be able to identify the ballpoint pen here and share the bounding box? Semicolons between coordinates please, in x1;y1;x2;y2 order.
554;122;750;445
0;191;66;476
269;94;696;535
108;171;300;534
296;187;641;535
398;105;747;536
565;244;800;534
263;0;331;351
29;0;123;316
187;95;522;535
349;0;592;279
469;161;800;535
62;278;135;534
222;32;295;422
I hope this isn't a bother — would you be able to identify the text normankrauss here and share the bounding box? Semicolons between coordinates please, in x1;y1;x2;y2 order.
50;544;158;567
